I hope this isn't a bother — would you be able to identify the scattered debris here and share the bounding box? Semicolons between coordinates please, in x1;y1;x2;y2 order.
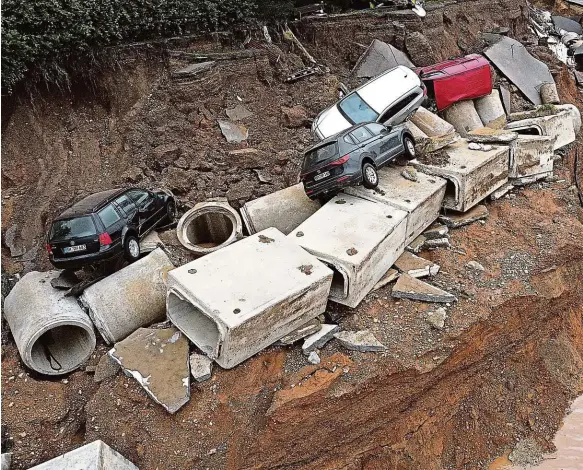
93;353;120;383
109;327;190;414
438;205;489;228
334;330;386;352
302;324;340;354
491;183;514;200
352;39;413;79
373;268;400;291
1;453;11;470
508;437;545;467
307;351;321;365
426;307;447;330
281;105;309;128
407;235;427;253
285;66;324;83
540;82;560;104
226;104;253;121
172;61;215;79
190;353;213;383
253;168;272;184
401;166;418;182
392;274;457;303
468;142;493;151
466;260;485;272
423;237;451;249
278;318;322;345
423;224;448;240
394;251;440;278
217;119;248;143
467;127;517;143
49;270;80;290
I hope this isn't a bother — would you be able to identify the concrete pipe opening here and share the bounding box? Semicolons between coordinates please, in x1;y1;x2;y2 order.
167;292;221;358
177;201;243;256
512;126;542;136
443;180;458;207
324;263;348;300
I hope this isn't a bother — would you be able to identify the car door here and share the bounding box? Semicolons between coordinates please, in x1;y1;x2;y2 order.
380;90;422;126
365;123;393;164
126;189;157;235
349;126;379;164
368;122;402;162
96;203;125;249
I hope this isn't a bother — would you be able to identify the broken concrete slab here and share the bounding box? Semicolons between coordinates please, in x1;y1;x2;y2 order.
423;224;448;240
29;440;138;469
93;353;120;383
346;165;447;246
405;121;458;155
509;134;556;183
394;251;440;278
4;271;96;376
50;270;80;290
412;139;509;212
109;327;190;413
426;307;447;329
334;330;386;352
490;183;514;200
226;104;253;121
80;248;174;344
392;274;457;303
278;318;322;345
410;106;455;137
406;234;427;253
307;351;321;365
177;199;243;256
190;353;213;383
484;35;554;105
217;119;248;143
172;61;215;79
373;268;400;291
506;108;576;150
241;183;321;235
423;237;451;249
467;127;518;144
500;85;511;115
475;90;506;127
167;228;333;369
302;324;340;354
140;230;163;253
442;100;483;137
352;39;414;79
438;204;489;228
290;194;408;308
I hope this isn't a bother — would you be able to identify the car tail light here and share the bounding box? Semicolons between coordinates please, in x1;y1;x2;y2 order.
328;154;350;167
99;232;113;246
46;244;52;255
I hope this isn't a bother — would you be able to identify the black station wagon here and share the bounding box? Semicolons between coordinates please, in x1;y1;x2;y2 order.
47;188;175;270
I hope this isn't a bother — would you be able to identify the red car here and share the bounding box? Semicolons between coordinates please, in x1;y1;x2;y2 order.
414;54;492;111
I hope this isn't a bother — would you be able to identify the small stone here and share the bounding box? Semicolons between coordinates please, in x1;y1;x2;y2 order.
307;351;321;365
334;330;386;352
426;307;447;329
189;353;213;383
466;260;485;272
225;104;253;121
424;237;451;249
218;120;248;143
401;166;418;182
94;353;120;383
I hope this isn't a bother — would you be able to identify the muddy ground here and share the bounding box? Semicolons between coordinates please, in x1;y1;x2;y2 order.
2;0;583;468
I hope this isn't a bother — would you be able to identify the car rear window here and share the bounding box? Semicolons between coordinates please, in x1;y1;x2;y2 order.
303;142;338;169
338;93;379;124
98;205;121;228
50;216;96;241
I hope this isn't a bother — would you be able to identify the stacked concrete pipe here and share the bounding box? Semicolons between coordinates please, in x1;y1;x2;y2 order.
3;271;96;375
177;200;243;256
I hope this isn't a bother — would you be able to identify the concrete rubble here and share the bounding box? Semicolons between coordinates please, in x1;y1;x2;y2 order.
506;107;577;150
307;351;321;364
302;324;340;354
424;237;451;249
373;268;400;291
94;353;120;383
442;100;484;137
217;119;248;143
423;224;448;240
28;440;138;469
140;230;163;253
467;126;518;144
439;204;489;228
3;271;96;376
509;134;556;183
392;274;457;303
80;248;174;344
290;194;408;308
241;183;321;235
394;251;440;278
109;327;190;413
407;235;427;253
405;121;457;155
334;330;386;352
426;307;447;329
176;199;243;255
474;90;506;127
226;104;253;121
466;260;486;272
278;318;322;345
167;228;332;368
346;166;447;246
352;39;414;79
190;353;213;383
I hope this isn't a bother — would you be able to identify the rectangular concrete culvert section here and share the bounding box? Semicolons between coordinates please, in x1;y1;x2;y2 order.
3;271;96;376
80;248;175;344
412;139;510;212
506;108;576;150
166;227;333;369
345;165;447;246
289;194;408;308
509;135;556;184
240;183;321;235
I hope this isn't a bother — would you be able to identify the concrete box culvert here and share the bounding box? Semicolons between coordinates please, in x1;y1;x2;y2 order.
177;200;243;255
506;109;576;150
80;248;174;344
3;271;96;376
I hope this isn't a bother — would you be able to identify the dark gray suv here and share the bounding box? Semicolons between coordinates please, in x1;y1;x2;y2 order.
300;122;415;200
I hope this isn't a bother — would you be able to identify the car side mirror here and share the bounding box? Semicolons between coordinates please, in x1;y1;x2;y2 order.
381;126;391;134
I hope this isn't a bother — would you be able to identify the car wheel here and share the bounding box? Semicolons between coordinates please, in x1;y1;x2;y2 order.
124;235;140;262
166;199;176;222
403;135;416;160
362;163;379;189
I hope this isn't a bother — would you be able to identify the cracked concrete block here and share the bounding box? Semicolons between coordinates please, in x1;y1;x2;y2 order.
345;166;447;246
467;127;518;144
290;194;408;308
475;90;506;127
241;183;321;235
278;318;322;345
177;200;243;256
373;268;400;291
423;224;448;240
442;100;484;137
410;107;455;137
190;353;213;382
109;327;190;413
438;204;489;228
506;108;576;150
80;249;174;344
334;330;386;352
394;251;440;278
509;135;556;183
412;139;509;212
302;324;340;354
167;228;333;369
540;83;560;104
555;104;581;133
29;440;138;469
4;271;96;376
392;274;457;303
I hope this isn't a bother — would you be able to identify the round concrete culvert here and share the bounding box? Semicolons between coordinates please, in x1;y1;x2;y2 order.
3;271;96;376
177;200;243;256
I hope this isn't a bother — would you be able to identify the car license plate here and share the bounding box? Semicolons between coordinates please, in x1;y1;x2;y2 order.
63;244;86;254
314;171;330;182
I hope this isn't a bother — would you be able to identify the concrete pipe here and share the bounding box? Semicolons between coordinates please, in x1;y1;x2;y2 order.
442;100;484;136
177;200;243;256
3;271;96;375
539;83;560;105
409;106;455;137
80;248;174;344
475;90;506;127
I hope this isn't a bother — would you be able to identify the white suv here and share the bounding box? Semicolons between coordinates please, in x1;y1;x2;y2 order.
312;65;426;140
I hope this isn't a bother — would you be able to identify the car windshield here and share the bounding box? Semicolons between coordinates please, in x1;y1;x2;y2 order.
303;142;338;170
338;93;379;124
50;216;96;241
